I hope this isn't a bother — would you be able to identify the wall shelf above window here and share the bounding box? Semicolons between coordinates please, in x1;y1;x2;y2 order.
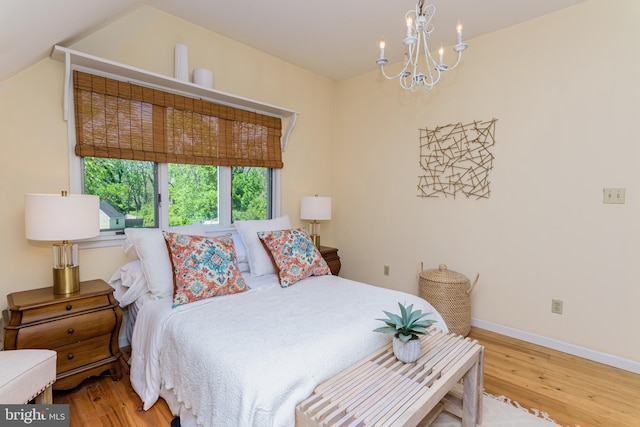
50;45;298;151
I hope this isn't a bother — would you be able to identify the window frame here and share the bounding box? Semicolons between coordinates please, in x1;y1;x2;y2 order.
66;69;284;249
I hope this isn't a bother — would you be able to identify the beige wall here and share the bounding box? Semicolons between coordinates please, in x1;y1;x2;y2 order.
0;7;336;308
1;0;638;365
334;0;640;362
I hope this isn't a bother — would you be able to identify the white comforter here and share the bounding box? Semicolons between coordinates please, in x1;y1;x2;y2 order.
130;274;447;427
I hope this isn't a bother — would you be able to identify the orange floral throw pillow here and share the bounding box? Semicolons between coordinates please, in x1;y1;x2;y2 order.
257;228;330;287
163;232;248;307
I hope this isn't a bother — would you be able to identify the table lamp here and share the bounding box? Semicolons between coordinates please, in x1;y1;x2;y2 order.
25;191;100;294
300;195;331;247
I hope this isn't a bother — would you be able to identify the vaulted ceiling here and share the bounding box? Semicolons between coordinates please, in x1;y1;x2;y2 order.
1;0;587;83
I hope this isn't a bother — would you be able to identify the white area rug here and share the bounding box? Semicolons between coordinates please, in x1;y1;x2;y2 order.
431;393;563;426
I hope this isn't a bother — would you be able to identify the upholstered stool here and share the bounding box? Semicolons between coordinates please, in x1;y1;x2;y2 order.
0;349;57;404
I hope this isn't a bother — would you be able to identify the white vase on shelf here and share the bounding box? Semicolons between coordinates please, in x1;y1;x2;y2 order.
193;68;214;88
174;44;189;82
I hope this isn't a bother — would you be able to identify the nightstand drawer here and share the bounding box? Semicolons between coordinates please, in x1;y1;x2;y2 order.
56;334;113;373
16;309;116;349
17;294;112;325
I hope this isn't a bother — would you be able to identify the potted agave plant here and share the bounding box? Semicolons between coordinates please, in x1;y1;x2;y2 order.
374;302;435;363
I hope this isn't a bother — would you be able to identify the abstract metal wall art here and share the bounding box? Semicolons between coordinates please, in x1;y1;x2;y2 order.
417;118;497;199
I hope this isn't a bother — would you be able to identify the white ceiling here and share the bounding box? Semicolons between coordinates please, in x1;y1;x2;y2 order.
1;0;587;83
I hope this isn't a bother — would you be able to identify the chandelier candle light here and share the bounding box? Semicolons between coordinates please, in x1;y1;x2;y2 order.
300;196;332;247
376;0;468;92
24;191;100;294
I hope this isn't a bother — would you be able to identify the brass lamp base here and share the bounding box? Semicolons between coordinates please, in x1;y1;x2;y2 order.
310;234;320;248
53;265;80;294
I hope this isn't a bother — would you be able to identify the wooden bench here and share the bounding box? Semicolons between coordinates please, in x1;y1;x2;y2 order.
296;329;484;427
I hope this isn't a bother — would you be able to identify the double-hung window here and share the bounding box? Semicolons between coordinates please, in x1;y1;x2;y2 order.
71;71;283;238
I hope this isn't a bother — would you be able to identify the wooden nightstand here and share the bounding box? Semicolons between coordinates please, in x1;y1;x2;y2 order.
319;246;341;276
2;279;122;390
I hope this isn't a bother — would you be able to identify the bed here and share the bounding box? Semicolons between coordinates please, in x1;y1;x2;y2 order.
109;216;447;427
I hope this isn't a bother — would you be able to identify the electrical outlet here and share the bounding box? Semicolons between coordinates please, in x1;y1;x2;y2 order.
551;299;563;315
383;265;390;276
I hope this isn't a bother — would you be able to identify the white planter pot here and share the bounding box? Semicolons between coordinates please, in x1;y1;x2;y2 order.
393;336;421;363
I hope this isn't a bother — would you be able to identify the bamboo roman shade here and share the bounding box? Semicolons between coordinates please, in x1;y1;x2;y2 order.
73;71;283;168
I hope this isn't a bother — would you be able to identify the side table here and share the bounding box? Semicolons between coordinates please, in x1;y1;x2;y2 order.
2;279;122;390
319;246;341;276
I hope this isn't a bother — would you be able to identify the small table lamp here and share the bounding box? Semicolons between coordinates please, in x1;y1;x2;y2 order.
300;195;331;247
25;191;100;294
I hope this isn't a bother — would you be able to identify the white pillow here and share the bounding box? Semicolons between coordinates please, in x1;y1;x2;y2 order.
234;215;291;276
108;260;149;307
238;261;250;273
231;233;248;263
123;224;206;298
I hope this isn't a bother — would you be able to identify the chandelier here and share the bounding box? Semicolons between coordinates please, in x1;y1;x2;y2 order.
376;0;468;92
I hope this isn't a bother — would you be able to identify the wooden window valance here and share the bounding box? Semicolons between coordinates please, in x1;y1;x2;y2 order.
73;71;283;168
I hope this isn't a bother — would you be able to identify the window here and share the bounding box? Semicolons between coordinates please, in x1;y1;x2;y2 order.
231;166;270;222
71;70;283;240
167;163;218;226
84;157;157;230
83;158;271;232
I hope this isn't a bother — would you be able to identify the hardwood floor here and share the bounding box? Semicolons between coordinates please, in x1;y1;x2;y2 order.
468;327;640;427
53;347;173;427
51;329;640;427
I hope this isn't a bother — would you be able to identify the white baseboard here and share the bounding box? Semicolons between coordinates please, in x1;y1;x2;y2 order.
471;318;640;375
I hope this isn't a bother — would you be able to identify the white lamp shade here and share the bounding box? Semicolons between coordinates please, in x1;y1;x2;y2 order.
300;196;332;221
25;193;100;241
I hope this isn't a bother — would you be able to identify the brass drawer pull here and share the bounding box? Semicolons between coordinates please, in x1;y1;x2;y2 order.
67;328;74;335
67;353;74;360
66;304;73;311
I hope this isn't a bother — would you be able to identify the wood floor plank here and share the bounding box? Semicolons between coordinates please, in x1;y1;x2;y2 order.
469;327;640;427
53;347;173;427
483;373;574;423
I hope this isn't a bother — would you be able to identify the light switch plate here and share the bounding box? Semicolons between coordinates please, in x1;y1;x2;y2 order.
603;188;625;204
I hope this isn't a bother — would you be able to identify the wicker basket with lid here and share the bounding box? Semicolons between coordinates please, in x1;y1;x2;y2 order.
419;264;478;336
